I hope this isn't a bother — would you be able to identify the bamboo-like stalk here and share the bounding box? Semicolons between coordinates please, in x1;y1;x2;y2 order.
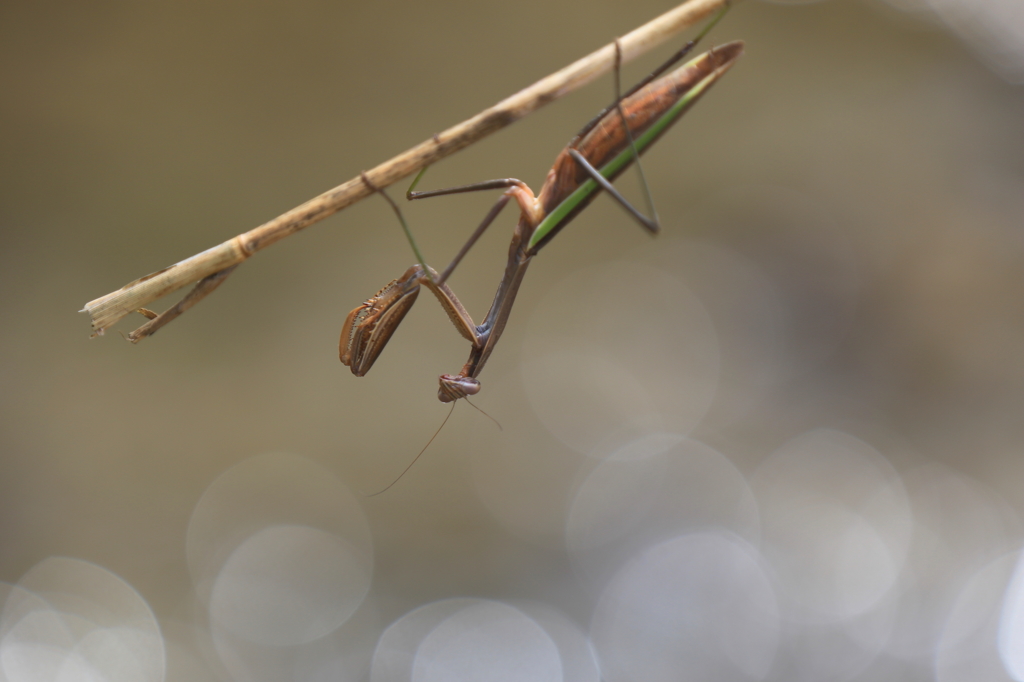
82;0;733;341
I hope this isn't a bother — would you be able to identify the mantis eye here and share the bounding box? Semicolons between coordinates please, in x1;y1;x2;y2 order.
438;375;481;403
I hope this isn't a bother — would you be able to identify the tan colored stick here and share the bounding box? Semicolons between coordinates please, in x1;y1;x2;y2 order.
82;0;732;341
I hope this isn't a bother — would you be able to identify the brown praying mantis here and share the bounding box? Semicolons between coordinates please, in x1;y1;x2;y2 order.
341;12;743;404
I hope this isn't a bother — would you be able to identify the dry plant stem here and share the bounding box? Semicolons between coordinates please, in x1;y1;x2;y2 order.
82;0;733;341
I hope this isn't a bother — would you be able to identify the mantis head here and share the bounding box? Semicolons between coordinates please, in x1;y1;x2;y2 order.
438;374;480;403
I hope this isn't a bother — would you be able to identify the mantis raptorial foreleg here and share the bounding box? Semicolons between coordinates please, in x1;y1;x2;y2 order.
340;263;477;374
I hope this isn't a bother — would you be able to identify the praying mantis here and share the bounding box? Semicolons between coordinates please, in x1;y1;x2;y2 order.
342;11;743;404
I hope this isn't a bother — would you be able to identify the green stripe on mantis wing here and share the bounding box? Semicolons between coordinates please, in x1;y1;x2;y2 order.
527;66;724;251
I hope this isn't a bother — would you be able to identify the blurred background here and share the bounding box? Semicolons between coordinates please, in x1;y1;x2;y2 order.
2;0;1023;679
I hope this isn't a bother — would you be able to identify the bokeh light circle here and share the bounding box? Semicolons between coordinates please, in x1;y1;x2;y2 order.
208;524;372;646
0;558;165;682
750;429;911;621
186;453;372;646
931;551;1020;681
886;463;1021;661
371;598;565;682
566;434;760;591
591;532;780;682
630;237;787;428
522;260;719;455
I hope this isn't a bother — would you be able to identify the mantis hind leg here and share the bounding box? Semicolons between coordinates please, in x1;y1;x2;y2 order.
569;3;734;234
613;38;660;234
